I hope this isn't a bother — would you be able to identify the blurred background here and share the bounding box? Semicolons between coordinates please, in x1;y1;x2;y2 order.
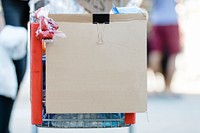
0;0;200;133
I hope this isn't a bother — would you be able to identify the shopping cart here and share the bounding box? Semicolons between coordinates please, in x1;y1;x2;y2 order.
32;55;135;131
30;0;144;133
35;55;134;129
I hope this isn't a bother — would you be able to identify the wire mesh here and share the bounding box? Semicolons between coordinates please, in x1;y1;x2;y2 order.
38;113;130;128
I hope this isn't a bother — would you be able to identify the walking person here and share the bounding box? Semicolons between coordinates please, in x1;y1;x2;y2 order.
144;0;182;93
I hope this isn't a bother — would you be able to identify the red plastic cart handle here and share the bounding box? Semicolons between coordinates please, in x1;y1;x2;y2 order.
125;113;136;124
30;23;43;125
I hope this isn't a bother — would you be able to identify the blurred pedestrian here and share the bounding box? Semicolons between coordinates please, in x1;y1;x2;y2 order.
143;0;181;93
0;0;29;133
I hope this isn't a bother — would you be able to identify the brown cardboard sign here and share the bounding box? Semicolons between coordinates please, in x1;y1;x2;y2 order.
46;14;147;113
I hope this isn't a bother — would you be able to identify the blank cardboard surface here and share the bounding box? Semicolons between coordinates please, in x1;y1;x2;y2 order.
46;14;147;113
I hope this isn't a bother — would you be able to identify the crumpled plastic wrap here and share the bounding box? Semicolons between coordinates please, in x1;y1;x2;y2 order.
32;5;65;40
36;16;59;40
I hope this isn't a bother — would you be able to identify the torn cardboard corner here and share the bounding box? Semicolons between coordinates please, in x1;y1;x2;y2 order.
46;14;147;114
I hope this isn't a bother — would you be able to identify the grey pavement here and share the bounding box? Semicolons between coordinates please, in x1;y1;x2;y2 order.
9;71;200;133
135;94;200;133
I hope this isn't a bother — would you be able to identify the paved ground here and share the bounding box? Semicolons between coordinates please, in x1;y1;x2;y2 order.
135;94;200;133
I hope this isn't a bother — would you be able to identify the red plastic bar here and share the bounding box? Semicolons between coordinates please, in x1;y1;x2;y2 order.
125;113;136;124
30;23;43;125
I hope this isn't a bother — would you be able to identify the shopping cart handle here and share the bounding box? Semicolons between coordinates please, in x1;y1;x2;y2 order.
30;23;43;125
125;113;136;124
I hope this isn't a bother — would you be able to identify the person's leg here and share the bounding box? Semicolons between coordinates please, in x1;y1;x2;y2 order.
164;25;180;91
0;96;14;133
149;51;163;73
149;25;164;73
165;54;176;90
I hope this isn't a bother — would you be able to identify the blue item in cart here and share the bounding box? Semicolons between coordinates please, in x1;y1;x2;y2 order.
112;5;120;14
101;121;118;127
111;5;142;14
105;113;124;119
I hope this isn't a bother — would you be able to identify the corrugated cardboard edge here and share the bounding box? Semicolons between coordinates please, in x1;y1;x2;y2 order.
49;13;147;23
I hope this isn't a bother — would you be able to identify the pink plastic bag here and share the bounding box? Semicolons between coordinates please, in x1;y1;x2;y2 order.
32;5;65;40
36;16;58;40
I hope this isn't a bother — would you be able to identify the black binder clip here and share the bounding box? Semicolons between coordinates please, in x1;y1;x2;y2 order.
93;14;110;24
